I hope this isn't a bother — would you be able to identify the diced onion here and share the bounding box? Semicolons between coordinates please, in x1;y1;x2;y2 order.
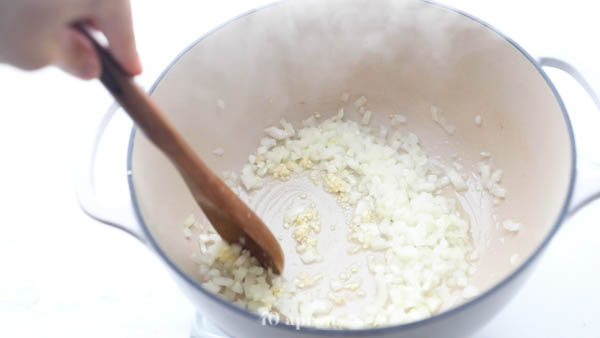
185;101;486;329
212;147;225;157
353;96;367;107
502;219;521;232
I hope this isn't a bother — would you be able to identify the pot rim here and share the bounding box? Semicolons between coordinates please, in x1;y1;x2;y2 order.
126;0;576;335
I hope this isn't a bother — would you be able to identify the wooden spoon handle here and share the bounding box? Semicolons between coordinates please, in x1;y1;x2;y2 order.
73;24;186;159
73;24;231;226
74;24;216;211
74;23;284;273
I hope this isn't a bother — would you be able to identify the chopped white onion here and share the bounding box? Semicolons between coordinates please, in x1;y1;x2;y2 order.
183;214;196;228
361;110;372;125
462;285;479;299
431;106;456;135
212;147;225;157
446;169;467;191
185;110;482;329
264;126;289;140
353;95;367;107
502;219;521;232
390;114;407;126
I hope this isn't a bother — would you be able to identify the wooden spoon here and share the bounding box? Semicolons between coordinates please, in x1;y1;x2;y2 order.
75;23;284;274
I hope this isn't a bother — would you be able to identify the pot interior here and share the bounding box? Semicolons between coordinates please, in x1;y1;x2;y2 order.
129;0;572;324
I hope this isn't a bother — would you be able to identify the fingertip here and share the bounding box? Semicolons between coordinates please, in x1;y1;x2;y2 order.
126;53;143;76
133;59;143;75
110;40;142;76
93;1;141;76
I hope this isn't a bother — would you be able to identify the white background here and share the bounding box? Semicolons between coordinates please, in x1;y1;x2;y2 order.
1;1;599;337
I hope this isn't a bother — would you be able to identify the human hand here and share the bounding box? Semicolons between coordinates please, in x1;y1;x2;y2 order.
0;0;142;79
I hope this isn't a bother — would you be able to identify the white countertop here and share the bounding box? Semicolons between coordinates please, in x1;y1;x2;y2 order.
1;1;599;337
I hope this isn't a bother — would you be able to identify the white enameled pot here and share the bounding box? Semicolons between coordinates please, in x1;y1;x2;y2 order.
78;1;600;337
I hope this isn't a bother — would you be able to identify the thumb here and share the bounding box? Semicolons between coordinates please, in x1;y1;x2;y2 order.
54;26;101;80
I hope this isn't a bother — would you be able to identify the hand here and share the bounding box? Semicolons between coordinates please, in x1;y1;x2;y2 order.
0;0;142;79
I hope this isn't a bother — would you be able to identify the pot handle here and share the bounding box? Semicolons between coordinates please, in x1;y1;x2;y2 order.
538;57;600;215
75;102;146;243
